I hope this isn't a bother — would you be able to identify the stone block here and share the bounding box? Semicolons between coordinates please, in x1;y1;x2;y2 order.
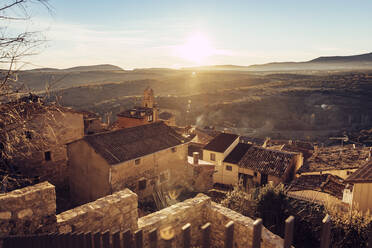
0;211;12;220
17;209;33;219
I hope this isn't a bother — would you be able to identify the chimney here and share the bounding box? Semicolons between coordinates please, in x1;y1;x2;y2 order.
193;152;199;165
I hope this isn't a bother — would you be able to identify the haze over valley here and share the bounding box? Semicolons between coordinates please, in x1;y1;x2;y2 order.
15;52;372;142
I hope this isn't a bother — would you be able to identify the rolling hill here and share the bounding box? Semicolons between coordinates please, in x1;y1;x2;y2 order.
248;52;372;71
186;52;372;71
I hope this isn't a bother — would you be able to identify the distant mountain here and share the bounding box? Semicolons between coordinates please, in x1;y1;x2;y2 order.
28;67;60;72
64;64;123;72
309;52;372;63
248;52;372;71
185;52;372;72
27;64;123;72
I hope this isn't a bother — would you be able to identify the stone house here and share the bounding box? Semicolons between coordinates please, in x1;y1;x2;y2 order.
67;122;190;204
202;133;240;184
0;98;84;188
344;162;372;213
237;146;303;187
113;87;159;129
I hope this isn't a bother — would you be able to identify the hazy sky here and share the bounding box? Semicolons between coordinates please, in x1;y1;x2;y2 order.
13;0;372;69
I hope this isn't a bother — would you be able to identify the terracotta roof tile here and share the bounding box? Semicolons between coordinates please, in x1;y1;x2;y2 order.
345;162;372;183
299;145;370;173
238;146;297;178
82;122;186;165
287;174;346;199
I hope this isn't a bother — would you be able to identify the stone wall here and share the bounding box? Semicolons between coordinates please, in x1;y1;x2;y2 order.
110;143;190;201
138;194;284;248
138;194;211;248
12;110;84;188
0;182;56;237
1;185;285;248
208;202;283;248
57;189;138;233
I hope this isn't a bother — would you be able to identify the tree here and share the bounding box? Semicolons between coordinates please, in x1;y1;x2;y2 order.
0;0;51;192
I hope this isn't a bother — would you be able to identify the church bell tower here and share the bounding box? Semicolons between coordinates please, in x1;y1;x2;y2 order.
142;87;154;108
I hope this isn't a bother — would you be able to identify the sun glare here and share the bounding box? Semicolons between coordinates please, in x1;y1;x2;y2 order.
175;33;214;64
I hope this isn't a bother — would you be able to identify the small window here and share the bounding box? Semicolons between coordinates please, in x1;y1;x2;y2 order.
210;153;216;161
148;114;153;122
226;165;232;171
171;147;176;153
138;179;147;190
25;131;32;139
347;171;353;175
135;159;141;165
44;151;51;161
254;172;257;177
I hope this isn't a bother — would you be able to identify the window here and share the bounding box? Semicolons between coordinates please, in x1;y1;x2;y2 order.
135;159;141;165
171;147;176;153
226;165;232;171
210;153;216;161
347;171;353;175
254;172;257;177
138;179;147;190
25;131;32;139
44;151;51;161
148;114;153;122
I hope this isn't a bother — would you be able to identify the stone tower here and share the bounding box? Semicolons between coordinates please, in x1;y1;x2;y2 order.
142;87;154;108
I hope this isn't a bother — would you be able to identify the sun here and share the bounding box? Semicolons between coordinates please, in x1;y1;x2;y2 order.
175;33;214;64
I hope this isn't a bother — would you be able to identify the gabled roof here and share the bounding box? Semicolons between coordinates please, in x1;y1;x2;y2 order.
345;162;372;183
238;146;297;178
203;133;239;153
223;143;252;164
287;174;346;199
82;122;186;165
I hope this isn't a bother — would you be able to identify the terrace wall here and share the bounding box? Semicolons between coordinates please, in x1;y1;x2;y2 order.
57;188;138;233
0;182;56;237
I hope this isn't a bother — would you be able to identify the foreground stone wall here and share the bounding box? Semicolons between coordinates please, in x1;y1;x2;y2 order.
1;185;284;248
138;194;211;248
57;189;138;233
0;182;56;237
208;202;283;248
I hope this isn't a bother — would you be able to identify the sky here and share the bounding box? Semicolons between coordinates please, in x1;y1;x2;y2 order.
8;0;372;69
